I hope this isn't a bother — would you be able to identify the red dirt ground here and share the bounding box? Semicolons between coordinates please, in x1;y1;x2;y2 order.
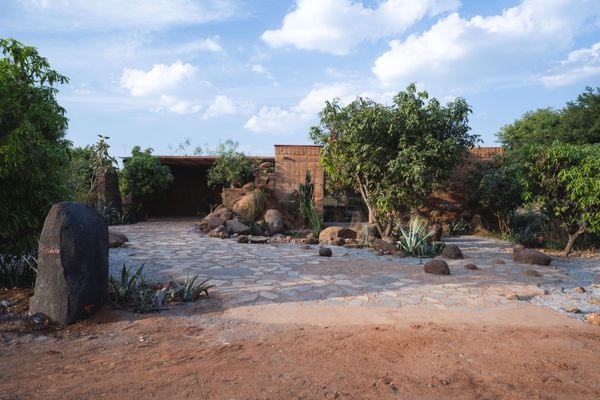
1;295;600;400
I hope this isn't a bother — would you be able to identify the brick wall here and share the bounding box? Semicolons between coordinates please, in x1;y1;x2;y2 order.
273;145;324;214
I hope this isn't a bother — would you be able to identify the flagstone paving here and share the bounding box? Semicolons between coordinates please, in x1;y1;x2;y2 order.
109;219;599;316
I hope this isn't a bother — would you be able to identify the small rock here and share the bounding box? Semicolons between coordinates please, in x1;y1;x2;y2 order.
588;297;600;306
318;246;333;257
585;313;600;326
442;244;463;259
424;259;450;275
506;294;520;301
264;209;285;234
464;263;478;270
372;238;404;257
208;225;227;238
207;214;225;229
249;235;269;244
300;244;311;250
305;233;319;245
237;235;249;243
524;270;541;277
334;237;345;246
565;307;580;314
492;258;506;264
574;287;586;294
225;220;251;235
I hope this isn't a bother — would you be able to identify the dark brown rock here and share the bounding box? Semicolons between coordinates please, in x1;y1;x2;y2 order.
442;244;463;259
318;246;333;257
524;269;541;277
305;233;319;245
512;248;551;266
29;202;108;325
464;263;478;270
264;209;284;234
225;220;251;235
424;259;450;275
207;214;224;229
319;227;357;242
237;235;249;243
108;229;128;248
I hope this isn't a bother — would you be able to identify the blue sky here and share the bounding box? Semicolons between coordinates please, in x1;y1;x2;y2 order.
2;0;600;157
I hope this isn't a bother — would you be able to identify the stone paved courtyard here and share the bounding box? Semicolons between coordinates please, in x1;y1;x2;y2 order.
109;219;600;316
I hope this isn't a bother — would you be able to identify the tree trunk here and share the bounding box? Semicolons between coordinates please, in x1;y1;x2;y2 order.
563;226;586;256
356;174;385;238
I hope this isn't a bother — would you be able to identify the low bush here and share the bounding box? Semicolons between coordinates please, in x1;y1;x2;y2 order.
169;274;213;303
396;217;444;257
0;254;37;289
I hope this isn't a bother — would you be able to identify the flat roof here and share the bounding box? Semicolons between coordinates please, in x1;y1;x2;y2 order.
155;155;274;167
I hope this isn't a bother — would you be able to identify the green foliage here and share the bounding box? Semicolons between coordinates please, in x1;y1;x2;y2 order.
120;146;173;215
448;218;472;236
498;87;600;152
523;141;600;254
207;140;258;188
298;171;322;236
66;135;117;205
0;38;71;255
310;83;478;237
247;189;267;220
478;164;524;234
396;217;444;258
169;274;213;303
0;254;37;289
107;264;157;313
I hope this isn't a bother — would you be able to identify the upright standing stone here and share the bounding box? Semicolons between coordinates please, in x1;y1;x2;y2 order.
29;202;108;324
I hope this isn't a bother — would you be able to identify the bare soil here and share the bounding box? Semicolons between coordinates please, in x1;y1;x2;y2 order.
1;296;600;400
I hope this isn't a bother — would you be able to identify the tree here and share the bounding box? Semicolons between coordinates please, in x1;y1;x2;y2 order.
207;139;257;188
497;108;562;151
0;38;70;255
66;135;118;205
478;165;524;234
497;87;600;151
523;142;600;255
310;84;478;237
120;146;173;216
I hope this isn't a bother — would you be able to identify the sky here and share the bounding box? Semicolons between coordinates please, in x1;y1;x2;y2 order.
1;0;600;158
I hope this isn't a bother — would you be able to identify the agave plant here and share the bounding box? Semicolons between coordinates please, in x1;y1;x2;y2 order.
107;264;145;306
397;217;444;258
169;274;213;303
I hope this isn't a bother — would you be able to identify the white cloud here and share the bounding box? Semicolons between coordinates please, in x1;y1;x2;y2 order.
372;0;600;89
541;42;600;88
261;0;459;55
202;95;254;119
173;37;223;53
120;61;196;96
251;64;267;74
244;83;357;133
18;0;238;29
159;95;202;114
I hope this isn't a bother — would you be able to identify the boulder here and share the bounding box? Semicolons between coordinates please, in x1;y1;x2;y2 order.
207;213;225;229
319;227;357;243
218;208;234;221
464;263;479;270
372;238;404;257
318;246;333;257
225;220;251;235
232;193;257;219
512;248;551;266
424;259;450;275
264;209;284;234
29;202;108;324
209;225;229;239
442;244;463;259
108;229;128;248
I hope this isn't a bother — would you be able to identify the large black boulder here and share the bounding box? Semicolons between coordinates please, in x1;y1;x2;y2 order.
29;202;108;324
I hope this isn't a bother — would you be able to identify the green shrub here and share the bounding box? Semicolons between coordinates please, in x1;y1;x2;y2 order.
169;274;213;303
207;140;258;188
0;38;70;256
0;254;37;289
297;170;322;236
396;217;444;257
120;146;173;218
107;264;158;313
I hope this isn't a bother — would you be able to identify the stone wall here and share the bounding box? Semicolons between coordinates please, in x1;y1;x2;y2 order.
273;145;324;214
